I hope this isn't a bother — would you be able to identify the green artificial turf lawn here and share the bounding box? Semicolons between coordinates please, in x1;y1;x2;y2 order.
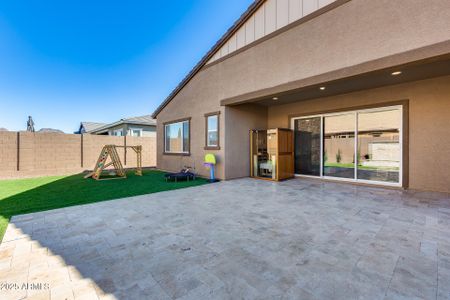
0;170;207;242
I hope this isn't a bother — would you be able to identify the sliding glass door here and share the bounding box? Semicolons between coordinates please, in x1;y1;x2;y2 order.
357;109;401;183
323;113;355;179
292;106;402;186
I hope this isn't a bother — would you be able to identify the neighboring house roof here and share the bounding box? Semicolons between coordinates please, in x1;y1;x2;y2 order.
122;115;157;125
38;128;64;134
151;0;265;118
80;122;106;133
87;115;156;134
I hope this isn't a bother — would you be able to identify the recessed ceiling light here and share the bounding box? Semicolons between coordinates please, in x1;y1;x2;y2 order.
320;86;326;90
391;71;402;76
272;97;279;100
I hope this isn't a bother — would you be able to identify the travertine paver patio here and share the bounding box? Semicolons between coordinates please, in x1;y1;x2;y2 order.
1;178;450;300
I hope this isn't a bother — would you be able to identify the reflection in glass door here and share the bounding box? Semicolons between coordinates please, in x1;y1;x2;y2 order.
357;109;401;183
292;106;402;186
323;113;355;179
294;117;321;176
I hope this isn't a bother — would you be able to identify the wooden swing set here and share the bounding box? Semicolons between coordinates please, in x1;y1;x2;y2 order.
84;145;142;180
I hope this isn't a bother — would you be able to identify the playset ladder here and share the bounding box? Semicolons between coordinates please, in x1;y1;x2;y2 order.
84;145;125;180
84;144;143;180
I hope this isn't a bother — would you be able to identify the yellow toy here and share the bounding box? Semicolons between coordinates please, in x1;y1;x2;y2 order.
204;153;218;182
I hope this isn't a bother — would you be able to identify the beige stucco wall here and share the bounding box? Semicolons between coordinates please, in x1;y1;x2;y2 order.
157;102;267;180
156;62;225;178
268;75;450;193
206;0;450;102
155;0;450;189
224;104;268;179
207;0;339;64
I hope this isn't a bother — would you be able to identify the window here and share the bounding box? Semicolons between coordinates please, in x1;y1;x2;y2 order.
130;128;142;137
205;112;220;149
164;119;190;154
113;129;123;136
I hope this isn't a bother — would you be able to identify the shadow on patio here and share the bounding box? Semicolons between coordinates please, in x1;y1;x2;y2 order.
0;170;207;299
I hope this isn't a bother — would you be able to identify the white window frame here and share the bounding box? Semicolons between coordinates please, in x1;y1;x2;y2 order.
206;114;219;147
112;129;123;136
291;105;403;187
129;127;143;137
164;119;190;154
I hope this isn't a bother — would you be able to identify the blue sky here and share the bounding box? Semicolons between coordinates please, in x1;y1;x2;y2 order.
0;0;253;133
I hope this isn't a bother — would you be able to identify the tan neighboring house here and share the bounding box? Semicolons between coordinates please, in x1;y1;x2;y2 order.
77;115;156;137
152;0;450;193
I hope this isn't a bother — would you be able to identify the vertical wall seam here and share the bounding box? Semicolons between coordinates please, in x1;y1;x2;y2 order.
124;135;127;165
263;2;266;36
17;131;20;171
275;0;278;30
287;0;290;23
253;8;256;39
81;134;84;168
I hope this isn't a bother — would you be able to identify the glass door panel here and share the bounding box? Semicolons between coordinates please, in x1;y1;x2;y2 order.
357;109;401;183
294;117;321;176
323;113;356;179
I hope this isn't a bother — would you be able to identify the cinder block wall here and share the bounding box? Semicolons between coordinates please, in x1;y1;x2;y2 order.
126;136;156;168
82;134;125;169
0;132;18;173
0;132;156;179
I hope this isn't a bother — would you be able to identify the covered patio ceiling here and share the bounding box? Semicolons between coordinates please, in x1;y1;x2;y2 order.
220;43;450;107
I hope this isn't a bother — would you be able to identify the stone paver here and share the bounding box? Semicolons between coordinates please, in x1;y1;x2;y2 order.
1;178;450;300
